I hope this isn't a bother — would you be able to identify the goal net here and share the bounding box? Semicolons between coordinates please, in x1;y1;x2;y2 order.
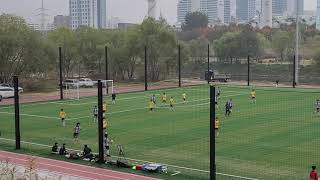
101;80;114;96
65;82;80;100
64;80;114;100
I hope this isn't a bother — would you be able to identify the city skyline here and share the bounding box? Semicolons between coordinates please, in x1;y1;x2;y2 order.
0;0;317;25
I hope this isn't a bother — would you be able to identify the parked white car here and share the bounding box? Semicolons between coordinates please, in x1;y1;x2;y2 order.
78;78;94;88
0;83;23;93
0;87;14;101
62;79;79;88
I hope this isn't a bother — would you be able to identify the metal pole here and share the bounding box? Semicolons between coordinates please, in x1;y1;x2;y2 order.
293;55;296;88
144;46;148;91
178;45;181;87
247;55;250;86
210;86;216;180
59;47;63;100
97;80;104;163
13;76;21;149
97;0;101;28
207;44;210;84
105;46;109;95
295;0;299;85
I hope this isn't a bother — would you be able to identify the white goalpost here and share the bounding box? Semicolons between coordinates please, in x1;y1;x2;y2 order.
101;80;114;96
65;82;80;100
64;80;114;100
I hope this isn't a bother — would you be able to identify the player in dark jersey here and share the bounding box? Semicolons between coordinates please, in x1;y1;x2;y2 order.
225;99;233;117
315;99;320;113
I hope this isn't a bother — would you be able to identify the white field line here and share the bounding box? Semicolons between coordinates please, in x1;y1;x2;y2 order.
46;90;202;106
0;137;260;180
0;93;247;121
0;88;246;109
0;112;59;120
0;102;209;122
216;172;259;180
48;95;157;106
171;171;181;176
72;92;247;118
0;96;97;110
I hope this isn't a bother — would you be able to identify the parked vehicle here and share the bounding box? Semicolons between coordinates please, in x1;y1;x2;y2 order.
78;78;94;88
205;70;231;82
0;87;14;101
62;79;79;88
0;83;23;93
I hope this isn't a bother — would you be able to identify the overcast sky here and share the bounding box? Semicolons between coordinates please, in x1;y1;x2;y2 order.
0;0;317;25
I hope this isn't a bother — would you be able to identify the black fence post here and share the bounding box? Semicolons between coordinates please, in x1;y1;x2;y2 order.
59;47;63;100
207;44;210;84
178;45;181;87
210;86;216;180
97;80;104;163
105;46;109;94
293;55;296;88
13;76;21;150
247;55;250;86
145;46;148;91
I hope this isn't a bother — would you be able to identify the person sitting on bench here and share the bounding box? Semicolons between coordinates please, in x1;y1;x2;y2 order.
51;142;59;154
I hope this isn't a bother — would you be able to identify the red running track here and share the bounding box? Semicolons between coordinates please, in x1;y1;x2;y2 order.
0;151;161;180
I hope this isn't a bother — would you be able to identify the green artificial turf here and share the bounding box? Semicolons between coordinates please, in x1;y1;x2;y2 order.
0;84;319;180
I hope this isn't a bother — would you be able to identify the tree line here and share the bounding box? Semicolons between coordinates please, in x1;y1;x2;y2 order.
1;13;320;86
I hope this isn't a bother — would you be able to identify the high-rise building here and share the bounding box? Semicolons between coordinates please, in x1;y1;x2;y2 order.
191;0;201;11
230;0;237;22
317;0;320;30
272;0;287;16
217;0;224;23
177;0;231;25
177;0;192;24
200;0;218;23
260;0;272;27
97;0;106;28
287;0;304;16
54;15;71;29
29;23;55;31
236;0;256;23
224;0;231;23
69;0;106;30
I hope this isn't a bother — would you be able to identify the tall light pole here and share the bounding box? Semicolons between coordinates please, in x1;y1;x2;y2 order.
295;0;299;85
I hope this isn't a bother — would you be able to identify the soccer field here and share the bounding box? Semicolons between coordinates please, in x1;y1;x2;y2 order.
0;85;319;179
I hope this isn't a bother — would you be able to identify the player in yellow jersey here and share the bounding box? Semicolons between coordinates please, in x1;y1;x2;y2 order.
215;117;220;137
250;89;256;104
59;108;66;127
103;118;108;129
149;100;155;112
169;96;174;111
103;101;107;113
162;93;167;106
182;92;186;104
